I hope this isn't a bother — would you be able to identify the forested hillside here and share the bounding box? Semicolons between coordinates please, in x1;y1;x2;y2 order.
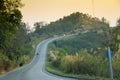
34;12;109;36
47;26;120;79
51;31;105;54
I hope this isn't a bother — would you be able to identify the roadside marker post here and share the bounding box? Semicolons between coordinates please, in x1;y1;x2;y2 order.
108;47;113;80
104;47;114;80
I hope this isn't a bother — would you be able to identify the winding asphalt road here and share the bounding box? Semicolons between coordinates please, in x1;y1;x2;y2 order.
0;37;78;80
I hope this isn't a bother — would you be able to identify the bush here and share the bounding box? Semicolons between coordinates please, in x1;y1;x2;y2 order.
0;53;11;71
47;30;120;79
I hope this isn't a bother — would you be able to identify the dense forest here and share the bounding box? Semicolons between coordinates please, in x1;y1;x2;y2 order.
0;0;36;74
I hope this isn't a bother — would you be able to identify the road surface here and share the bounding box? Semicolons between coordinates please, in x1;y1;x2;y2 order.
0;37;96;80
0;37;78;80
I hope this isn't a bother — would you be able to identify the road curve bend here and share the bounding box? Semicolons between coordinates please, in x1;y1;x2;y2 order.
0;37;77;80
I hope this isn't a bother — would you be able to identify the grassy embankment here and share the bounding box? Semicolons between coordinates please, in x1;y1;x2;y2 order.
46;31;120;80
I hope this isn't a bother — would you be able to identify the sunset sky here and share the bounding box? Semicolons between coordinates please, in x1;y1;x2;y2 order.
21;0;120;28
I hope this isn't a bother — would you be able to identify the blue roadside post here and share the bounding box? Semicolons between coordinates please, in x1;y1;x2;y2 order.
108;47;113;80
104;47;114;80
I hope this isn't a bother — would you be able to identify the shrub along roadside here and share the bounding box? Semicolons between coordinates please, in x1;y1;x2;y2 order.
46;55;110;80
46;49;110;80
46;34;120;80
0;34;49;74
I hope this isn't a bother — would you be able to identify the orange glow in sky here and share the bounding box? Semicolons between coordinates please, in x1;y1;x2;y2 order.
21;0;120;28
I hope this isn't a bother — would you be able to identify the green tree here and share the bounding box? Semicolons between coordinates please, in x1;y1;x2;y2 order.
0;0;23;52
117;17;120;26
111;26;120;52
34;21;47;35
34;12;109;36
9;23;27;57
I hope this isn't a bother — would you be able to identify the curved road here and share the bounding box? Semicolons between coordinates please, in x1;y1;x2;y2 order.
0;37;77;80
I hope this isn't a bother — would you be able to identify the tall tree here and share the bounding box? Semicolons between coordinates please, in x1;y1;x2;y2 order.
111;26;120;52
8;23;28;60
34;21;47;35
0;0;23;52
117;17;120;26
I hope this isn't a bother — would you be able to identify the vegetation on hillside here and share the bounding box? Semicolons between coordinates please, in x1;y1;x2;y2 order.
47;25;120;79
0;0;39;74
47;26;120;79
34;12;109;36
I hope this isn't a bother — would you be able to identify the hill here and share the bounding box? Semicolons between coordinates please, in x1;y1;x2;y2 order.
51;31;105;55
34;12;109;36
47;28;120;79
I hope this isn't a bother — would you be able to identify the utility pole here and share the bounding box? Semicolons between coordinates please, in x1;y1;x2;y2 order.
92;0;95;16
103;27;114;80
108;47;114;79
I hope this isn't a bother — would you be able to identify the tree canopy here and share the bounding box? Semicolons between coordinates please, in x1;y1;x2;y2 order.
117;17;120;26
0;0;23;51
0;0;33;73
34;12;109;36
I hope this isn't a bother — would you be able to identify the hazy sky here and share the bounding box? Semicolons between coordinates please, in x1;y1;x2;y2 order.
21;0;120;28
